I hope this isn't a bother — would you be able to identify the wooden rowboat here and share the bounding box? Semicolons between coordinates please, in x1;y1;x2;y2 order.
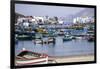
15;50;48;66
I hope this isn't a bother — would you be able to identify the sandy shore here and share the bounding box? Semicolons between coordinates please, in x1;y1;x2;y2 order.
48;54;94;63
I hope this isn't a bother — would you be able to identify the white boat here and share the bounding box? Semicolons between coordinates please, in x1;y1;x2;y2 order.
34;39;42;44
34;37;55;44
63;35;73;41
75;36;83;39
48;37;55;43
15;50;48;66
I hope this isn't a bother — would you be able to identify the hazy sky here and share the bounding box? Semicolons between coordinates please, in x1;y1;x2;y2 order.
15;4;86;17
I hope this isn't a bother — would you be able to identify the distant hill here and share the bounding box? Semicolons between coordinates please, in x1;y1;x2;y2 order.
74;8;94;17
64;8;94;24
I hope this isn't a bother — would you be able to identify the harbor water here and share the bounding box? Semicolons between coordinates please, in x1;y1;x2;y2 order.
15;36;94;57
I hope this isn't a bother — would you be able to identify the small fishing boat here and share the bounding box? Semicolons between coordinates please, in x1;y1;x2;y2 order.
35;33;42;39
42;37;55;44
87;35;94;42
48;37;55;43
15;50;48;66
63;35;72;41
16;35;35;40
57;31;64;36
34;33;43;44
34;39;43;44
34;37;55;44
86;30;94;42
75;36;82;39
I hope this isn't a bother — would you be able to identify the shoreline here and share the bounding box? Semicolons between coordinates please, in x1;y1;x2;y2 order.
48;54;94;58
15;54;95;65
48;54;94;63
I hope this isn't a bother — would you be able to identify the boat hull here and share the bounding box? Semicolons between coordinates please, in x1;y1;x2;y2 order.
63;38;72;41
16;57;48;66
15;50;48;66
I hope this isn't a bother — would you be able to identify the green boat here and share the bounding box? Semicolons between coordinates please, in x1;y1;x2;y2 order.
63;35;73;41
16;35;35;40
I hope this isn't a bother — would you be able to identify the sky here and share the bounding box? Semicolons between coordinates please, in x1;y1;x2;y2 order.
15;4;86;17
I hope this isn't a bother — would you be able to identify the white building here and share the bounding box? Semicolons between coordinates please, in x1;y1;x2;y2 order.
73;16;94;24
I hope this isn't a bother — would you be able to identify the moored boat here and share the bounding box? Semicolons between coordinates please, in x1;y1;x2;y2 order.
16;35;35;40
75;36;82;39
34;39;43;44
15;50;48;66
57;31;64;36
87;35;94;42
34;37;55;44
63;35;72;41
86;30;94;42
48;37;55;43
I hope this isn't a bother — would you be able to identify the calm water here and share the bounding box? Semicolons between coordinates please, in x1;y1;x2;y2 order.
15;36;94;57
